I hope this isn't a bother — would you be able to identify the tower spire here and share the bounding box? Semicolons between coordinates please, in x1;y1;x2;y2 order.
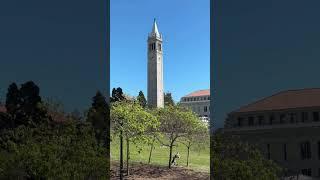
151;18;160;37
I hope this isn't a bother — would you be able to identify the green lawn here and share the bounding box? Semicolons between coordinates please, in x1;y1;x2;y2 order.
111;137;209;172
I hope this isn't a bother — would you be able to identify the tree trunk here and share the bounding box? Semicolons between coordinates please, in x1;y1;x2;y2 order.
120;130;124;180
126;137;130;176
187;146;190;167
168;144;173;168
148;137;155;164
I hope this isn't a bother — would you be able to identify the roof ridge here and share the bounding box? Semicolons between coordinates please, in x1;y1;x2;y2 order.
231;88;320;113
184;89;210;97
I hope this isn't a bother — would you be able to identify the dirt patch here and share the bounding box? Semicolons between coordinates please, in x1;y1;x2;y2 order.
111;162;209;180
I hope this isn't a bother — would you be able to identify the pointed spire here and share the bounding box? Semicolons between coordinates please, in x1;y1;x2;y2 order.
151;18;160;37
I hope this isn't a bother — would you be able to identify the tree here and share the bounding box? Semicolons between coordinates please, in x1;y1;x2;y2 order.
211;132;282;180
87;91;109;147
137;91;147;108
111;87;125;103
0;120;109;179
111;101;158;178
155;105;199;168
180;120;208;167
5;83;20;128
5;81;50;128
164;92;174;106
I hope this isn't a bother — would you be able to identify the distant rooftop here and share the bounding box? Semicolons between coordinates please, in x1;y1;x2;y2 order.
233;88;320;113
184;89;210;97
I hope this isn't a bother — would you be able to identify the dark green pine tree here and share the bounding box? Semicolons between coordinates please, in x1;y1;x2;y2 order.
137;91;147;108
111;87;125;103
5;83;20;116
87;91;109;147
164;92;175;107
5;81;49;128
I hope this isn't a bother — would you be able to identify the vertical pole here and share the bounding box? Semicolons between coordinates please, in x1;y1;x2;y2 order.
126;138;130;176
120;130;123;180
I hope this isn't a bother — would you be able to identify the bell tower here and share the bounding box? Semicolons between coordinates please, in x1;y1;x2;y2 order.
147;19;164;108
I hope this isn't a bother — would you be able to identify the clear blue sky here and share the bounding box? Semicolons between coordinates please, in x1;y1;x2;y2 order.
213;0;320;128
110;0;210;102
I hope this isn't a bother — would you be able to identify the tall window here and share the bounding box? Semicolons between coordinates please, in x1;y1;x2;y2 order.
204;106;207;112
313;112;319;121
248;117;254;126
283;143;287;161
269;115;274;125
300;141;311;160
290;113;296;123
258;116;264;125
158;44;161;51
302;112;308;122
238;117;243;127
280;114;286;124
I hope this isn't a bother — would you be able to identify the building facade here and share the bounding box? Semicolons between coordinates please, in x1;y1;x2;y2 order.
180;89;210;123
147;19;164;108
224;88;320;177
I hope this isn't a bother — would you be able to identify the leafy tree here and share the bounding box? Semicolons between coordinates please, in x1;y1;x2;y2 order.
0;82;110;179
180;120;208;167
155;105;199;168
70;109;82;121
0;121;109;179
137;91;147;108
111;101;158;177
211;132;282;180
164;92;175;106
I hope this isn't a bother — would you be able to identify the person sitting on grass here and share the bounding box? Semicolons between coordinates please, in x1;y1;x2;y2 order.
171;152;180;166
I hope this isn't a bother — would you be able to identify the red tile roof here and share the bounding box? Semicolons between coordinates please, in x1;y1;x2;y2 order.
185;89;210;97
233;88;320;113
0;106;6;113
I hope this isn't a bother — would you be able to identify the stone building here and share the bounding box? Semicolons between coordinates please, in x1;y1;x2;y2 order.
147;19;164;108
224;88;320;177
180;89;210;123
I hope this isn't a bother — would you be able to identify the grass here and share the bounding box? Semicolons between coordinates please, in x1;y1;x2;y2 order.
111;136;209;172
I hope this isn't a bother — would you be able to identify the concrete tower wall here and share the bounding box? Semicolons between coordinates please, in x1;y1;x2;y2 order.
147;19;164;108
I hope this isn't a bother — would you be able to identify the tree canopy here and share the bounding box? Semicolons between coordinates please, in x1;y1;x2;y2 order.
211;132;282;180
137;91;147;108
0;82;110;179
164;92;174;106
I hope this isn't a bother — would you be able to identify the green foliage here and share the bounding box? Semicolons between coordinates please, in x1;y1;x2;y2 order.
111;101;158;143
87;91;109;147
155;105;201;168
211;133;282;180
164;92;174;106
5;81;50;128
0;121;109;179
0;82;110;179
111;87;125;103
137;91;147;108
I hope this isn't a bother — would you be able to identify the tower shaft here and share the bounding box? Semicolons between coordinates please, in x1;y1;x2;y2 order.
147;19;164;108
